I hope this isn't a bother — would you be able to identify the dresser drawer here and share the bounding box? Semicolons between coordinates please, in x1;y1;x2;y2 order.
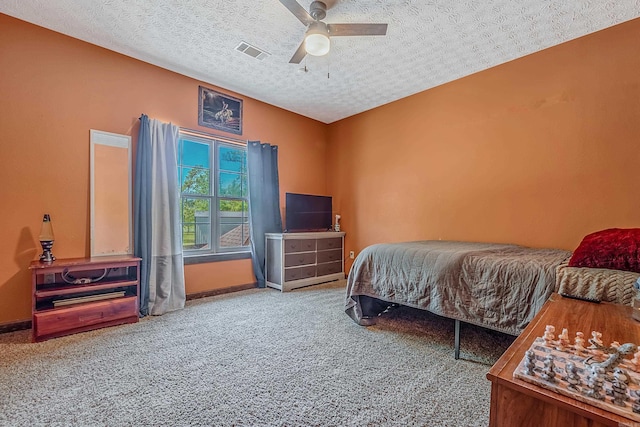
317;261;342;276
34;296;137;337
284;239;316;253
317;237;342;251
284;252;316;267
317;248;342;263
284;265;316;282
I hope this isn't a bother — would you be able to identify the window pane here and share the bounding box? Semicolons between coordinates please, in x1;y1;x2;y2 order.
219;146;246;173
182;140;210;168
219;200;249;248
219;172;243;197
182;167;210;195
179;132;249;256
182;197;211;250
241;174;247;197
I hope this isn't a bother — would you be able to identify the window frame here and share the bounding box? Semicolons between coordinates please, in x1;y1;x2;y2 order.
178;129;250;263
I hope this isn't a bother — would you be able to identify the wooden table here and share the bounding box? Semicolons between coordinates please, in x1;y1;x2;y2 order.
486;293;640;427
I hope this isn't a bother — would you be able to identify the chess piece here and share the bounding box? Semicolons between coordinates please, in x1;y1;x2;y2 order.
589;331;603;347
574;332;586;354
589;331;604;359
611;368;629;407
586;342;638;373
541;354;556;382
543;325;556;346
523;349;536;376
631;389;640;414
557;328;570;351
584;366;606;401
564;361;581;392
631;350;640;372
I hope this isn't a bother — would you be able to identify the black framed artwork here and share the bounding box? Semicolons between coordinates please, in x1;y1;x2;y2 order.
198;86;243;135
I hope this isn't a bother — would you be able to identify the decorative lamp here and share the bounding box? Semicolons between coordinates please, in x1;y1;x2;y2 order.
305;22;330;56
38;214;56;263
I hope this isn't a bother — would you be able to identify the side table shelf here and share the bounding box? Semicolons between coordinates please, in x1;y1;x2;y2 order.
29;255;141;342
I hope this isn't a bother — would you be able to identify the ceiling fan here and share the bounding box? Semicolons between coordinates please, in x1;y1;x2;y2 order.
278;0;388;64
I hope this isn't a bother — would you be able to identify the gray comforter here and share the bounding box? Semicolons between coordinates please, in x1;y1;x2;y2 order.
345;241;571;336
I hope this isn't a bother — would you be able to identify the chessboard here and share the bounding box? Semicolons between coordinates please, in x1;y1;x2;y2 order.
513;327;640;423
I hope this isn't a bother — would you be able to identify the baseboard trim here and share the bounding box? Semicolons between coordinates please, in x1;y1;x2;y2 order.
0;320;32;334
186;282;257;301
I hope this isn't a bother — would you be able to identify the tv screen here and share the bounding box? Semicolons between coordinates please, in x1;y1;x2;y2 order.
285;193;332;232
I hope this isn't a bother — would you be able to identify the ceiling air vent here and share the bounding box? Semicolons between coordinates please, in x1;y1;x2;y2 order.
235;42;270;61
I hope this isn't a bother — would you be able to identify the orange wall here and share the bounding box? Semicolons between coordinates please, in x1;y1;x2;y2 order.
0;14;327;324
328;18;640;271
2;13;639;326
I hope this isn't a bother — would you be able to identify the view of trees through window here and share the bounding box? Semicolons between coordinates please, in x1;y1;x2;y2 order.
178;134;248;253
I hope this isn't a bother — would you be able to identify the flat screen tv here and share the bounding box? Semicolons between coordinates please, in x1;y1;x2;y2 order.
285;193;332;232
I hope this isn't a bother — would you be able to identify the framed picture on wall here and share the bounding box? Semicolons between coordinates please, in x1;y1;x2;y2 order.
198;86;243;135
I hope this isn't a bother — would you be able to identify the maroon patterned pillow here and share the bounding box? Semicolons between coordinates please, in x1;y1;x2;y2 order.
568;228;640;273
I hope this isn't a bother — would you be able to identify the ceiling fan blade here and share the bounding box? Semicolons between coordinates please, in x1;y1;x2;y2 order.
278;0;315;26
289;40;307;64
327;23;388;37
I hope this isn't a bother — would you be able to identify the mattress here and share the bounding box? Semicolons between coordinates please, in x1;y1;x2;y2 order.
345;240;572;336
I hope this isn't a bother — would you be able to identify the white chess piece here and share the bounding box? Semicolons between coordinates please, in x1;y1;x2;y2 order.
543;325;556;345
632;350;640;372
574;331;586;354
589;331;604;359
557;328;570;351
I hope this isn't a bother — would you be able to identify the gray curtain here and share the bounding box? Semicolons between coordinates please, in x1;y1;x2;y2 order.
134;115;152;316
247;141;283;288
134;114;186;316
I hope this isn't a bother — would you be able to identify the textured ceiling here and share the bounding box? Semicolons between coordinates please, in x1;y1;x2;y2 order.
1;1;639;123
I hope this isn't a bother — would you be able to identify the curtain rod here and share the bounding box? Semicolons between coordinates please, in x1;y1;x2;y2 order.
138;115;247;147
179;127;247;146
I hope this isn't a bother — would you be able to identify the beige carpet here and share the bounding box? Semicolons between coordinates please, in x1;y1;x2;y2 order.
0;280;514;426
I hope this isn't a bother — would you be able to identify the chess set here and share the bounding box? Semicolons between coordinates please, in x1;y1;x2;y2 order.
514;325;640;422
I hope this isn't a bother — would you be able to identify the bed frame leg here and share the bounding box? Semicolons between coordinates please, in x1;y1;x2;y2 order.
454;319;460;360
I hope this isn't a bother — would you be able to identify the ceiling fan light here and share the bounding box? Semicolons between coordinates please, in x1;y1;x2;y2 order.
305;33;330;56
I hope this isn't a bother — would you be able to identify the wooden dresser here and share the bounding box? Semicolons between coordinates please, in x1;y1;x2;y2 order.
30;255;140;342
487;293;640;427
265;231;345;291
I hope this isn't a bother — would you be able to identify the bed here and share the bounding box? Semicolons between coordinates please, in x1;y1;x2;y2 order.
344;240;572;358
345;230;640;358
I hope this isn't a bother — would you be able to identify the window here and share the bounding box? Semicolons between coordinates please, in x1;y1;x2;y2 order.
177;131;249;258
